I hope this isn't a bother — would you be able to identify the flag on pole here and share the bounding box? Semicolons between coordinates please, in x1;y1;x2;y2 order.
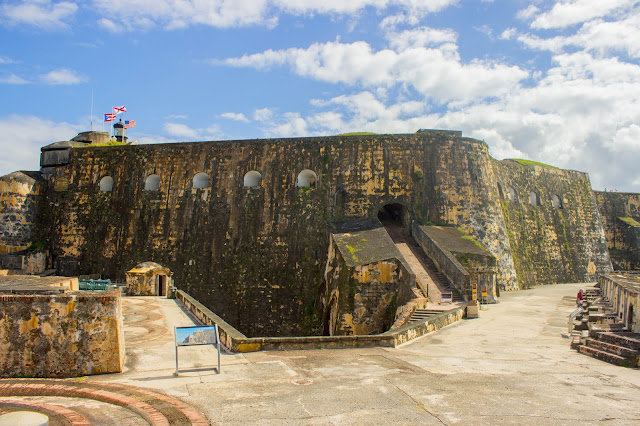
124;120;136;129
104;113;117;122
113;105;127;115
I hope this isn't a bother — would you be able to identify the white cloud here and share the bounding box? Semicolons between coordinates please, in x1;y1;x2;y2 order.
164;122;200;139
93;0;271;30
222;37;528;105
0;114;83;176
528;0;635;29
221;112;250;122
0;74;30;84
0;56;16;64
88;0;459;31
385;26;457;51
516;5;539;20
40;68;87;85
164;122;222;140
500;27;517;40
0;0;77;30
610;125;640;152
164;114;188;120
264;112;308;137
517;12;640;58
253;107;274;122
379;13;419;30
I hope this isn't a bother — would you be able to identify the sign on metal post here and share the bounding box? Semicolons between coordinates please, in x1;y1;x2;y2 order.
174;325;221;376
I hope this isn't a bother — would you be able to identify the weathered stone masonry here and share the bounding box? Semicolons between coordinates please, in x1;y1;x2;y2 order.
4;131;617;336
495;160;612;288
594;191;640;271
0;289;124;378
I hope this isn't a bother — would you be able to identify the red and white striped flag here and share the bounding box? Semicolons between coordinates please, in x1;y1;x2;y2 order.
124;120;136;129
104;113;117;122
113;105;126;115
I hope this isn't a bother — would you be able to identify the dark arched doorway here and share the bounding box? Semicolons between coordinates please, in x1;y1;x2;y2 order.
377;203;411;228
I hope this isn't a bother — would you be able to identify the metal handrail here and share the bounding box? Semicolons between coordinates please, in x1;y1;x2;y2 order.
568;307;583;335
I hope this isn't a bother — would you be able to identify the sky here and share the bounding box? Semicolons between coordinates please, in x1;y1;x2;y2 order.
0;0;639;192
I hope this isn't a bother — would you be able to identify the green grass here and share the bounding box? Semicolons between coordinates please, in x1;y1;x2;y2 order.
461;234;486;250
618;217;640;227
509;158;559;169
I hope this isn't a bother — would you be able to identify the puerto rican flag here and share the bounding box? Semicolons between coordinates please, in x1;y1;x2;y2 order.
124;120;136;129
113;105;126;115
104;113;117;122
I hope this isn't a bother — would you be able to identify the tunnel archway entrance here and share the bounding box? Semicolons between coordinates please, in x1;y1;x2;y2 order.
377;203;411;229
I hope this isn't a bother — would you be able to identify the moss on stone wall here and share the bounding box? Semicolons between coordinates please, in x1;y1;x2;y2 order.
495;160;611;287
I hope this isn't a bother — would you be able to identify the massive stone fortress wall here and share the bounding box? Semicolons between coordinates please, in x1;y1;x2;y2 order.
594;191;640;270
495;160;612;288
34;131;612;336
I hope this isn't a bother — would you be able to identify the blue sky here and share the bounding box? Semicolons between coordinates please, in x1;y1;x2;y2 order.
1;0;639;191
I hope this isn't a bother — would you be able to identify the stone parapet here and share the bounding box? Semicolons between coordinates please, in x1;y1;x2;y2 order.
176;289;465;352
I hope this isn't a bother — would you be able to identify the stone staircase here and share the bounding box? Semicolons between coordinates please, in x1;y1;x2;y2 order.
579;332;640;367
570;287;640;367
409;308;445;323
385;225;464;305
420;255;464;303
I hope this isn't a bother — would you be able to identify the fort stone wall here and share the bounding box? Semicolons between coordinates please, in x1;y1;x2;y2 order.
494;160;612;287
594;191;640;270
9;131;615;336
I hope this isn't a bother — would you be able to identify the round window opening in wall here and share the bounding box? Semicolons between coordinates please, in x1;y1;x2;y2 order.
508;187;517;202
145;174;160;191
296;169;318;188
529;191;540;206
552;195;563;209
193;172;210;189
99;176;114;192
244;170;262;188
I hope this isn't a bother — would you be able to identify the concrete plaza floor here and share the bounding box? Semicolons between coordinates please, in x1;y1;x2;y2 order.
85;282;640;425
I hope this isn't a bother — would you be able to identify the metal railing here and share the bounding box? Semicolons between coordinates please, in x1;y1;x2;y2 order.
568;307;583;335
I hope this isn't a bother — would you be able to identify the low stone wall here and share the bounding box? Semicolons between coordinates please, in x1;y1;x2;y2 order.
412;223;471;299
0;250;49;275
176;290;466;352
0;290;124;378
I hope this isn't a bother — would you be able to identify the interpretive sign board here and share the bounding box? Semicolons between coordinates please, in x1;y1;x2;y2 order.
174;325;221;375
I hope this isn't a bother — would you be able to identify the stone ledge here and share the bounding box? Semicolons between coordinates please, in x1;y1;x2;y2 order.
176;289;466;352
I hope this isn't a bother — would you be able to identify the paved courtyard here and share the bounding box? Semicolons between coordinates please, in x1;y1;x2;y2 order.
2;283;640;424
